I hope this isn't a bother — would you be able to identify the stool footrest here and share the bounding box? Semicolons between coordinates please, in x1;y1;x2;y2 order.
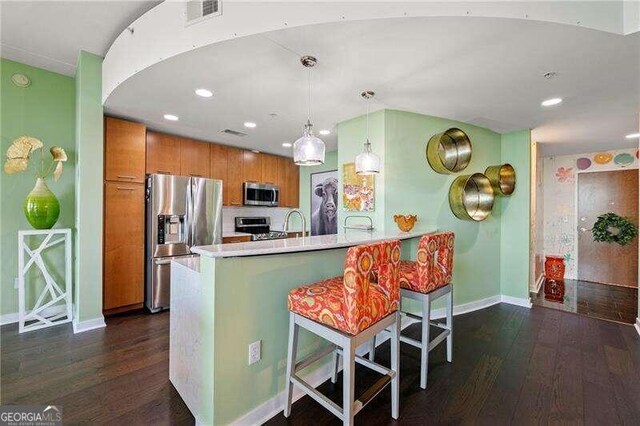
290;373;343;419
400;328;451;352
294;344;336;373
354;373;393;415
335;348;396;377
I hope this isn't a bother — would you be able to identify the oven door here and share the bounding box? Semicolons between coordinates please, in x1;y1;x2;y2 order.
243;183;279;206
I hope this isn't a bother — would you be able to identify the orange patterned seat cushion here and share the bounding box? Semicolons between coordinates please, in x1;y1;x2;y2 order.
399;232;455;294
288;240;401;335
287;277;394;335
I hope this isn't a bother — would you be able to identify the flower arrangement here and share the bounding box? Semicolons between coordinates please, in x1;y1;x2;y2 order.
3;136;68;229
4;136;67;180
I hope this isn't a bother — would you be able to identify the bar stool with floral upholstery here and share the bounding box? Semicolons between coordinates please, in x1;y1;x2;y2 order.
284;240;402;425
371;232;455;389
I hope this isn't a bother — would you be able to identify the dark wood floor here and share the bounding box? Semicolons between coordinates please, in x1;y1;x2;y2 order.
2;304;640;425
531;279;638;324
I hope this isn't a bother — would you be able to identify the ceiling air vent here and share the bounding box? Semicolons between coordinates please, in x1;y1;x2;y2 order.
221;129;247;137
185;0;221;26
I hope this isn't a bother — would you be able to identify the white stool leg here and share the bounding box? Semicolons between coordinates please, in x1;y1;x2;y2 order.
420;293;431;390
368;336;376;362
390;312;400;419
284;313;299;417
342;339;355;426
446;288;453;363
331;349;339;384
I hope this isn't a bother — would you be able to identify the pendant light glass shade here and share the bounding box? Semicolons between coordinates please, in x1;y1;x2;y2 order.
355;139;380;175
355;90;380;175
294;122;325;165
294;55;325;166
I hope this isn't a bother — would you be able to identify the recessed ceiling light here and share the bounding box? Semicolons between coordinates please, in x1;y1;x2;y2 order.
625;132;640;139
164;114;179;121
251;149;260;153
195;88;213;98
319;129;331;136
541;98;562;107
282;142;292;148
244;121;257;128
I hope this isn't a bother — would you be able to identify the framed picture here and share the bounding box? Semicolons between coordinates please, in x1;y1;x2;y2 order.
342;162;375;212
310;170;338;236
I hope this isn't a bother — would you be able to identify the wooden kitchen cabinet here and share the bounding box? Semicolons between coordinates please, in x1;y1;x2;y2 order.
146;131;181;175
227;147;244;206
104;117;146;183
210;144;229;205
261;154;279;185
242;150;262;183
277;157;300;208
103;181;145;312
180;139;210;178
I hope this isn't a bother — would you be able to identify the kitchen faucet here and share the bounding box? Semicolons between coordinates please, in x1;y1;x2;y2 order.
283;209;307;237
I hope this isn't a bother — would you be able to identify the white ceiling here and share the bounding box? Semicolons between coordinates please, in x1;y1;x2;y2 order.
104;16;639;157
0;1;160;76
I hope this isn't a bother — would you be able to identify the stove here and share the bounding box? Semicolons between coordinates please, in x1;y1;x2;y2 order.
235;217;289;241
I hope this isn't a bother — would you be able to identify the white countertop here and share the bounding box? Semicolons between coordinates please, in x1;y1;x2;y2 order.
192;228;436;258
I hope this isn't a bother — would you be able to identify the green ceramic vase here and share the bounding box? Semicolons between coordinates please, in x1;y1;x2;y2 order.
23;178;60;229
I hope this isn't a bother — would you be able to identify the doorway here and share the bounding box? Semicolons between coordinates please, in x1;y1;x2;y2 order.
532;153;639;324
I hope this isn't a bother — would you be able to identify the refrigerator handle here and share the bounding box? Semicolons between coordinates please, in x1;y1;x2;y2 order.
185;179;193;247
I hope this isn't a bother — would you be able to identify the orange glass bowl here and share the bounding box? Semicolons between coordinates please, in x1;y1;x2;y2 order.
394;214;418;232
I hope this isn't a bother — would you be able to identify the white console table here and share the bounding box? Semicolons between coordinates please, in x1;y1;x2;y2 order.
18;228;73;333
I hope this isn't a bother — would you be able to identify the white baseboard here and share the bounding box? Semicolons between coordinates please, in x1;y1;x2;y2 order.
0;305;69;326
635;318;640;337
533;274;545;293
0;312;19;326
500;295;532;308
73;316;106;334
230;294;503;425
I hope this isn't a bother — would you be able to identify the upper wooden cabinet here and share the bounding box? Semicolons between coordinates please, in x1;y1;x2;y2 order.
227;147;244;206
277;157;300;208
146;131;181;175
261;154;279;185
242;150;262;183
104;117;146;183
180;139;210;178
210;144;229;205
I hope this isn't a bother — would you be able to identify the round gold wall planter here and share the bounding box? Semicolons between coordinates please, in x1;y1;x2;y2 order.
485;164;516;196
449;173;495;221
426;128;472;174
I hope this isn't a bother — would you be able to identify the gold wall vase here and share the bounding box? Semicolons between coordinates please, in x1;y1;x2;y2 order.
449;173;495;221
485;163;516;196
426;128;472;174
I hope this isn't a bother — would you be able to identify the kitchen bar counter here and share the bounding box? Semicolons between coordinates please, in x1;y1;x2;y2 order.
192;229;434;258
171;228;433;425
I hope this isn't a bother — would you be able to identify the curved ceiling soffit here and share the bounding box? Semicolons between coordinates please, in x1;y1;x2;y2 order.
102;0;636;104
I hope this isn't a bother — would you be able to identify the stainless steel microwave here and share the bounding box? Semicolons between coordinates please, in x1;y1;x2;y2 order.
243;182;279;207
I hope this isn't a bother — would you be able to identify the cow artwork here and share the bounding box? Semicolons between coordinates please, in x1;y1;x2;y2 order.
310;170;338;236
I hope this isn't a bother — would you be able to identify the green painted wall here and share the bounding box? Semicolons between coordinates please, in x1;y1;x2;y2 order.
74;51;104;323
337;110;386;231
298;150;338;231
499;130;531;299
0;59;76;317
383;110;504;307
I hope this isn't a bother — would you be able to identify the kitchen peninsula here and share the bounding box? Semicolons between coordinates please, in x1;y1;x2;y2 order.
169;229;435;424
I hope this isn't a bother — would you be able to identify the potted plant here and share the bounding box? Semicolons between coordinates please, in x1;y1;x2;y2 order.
4;136;68;229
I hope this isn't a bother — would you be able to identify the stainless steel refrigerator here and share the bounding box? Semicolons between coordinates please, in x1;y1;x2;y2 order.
145;174;222;313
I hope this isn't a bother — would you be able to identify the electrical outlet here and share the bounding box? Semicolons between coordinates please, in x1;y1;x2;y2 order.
248;340;261;365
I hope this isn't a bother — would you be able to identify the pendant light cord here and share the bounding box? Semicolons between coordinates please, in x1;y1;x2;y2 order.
307;67;311;124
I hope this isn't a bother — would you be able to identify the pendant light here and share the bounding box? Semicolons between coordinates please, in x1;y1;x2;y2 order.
355;90;380;175
293;55;325;166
